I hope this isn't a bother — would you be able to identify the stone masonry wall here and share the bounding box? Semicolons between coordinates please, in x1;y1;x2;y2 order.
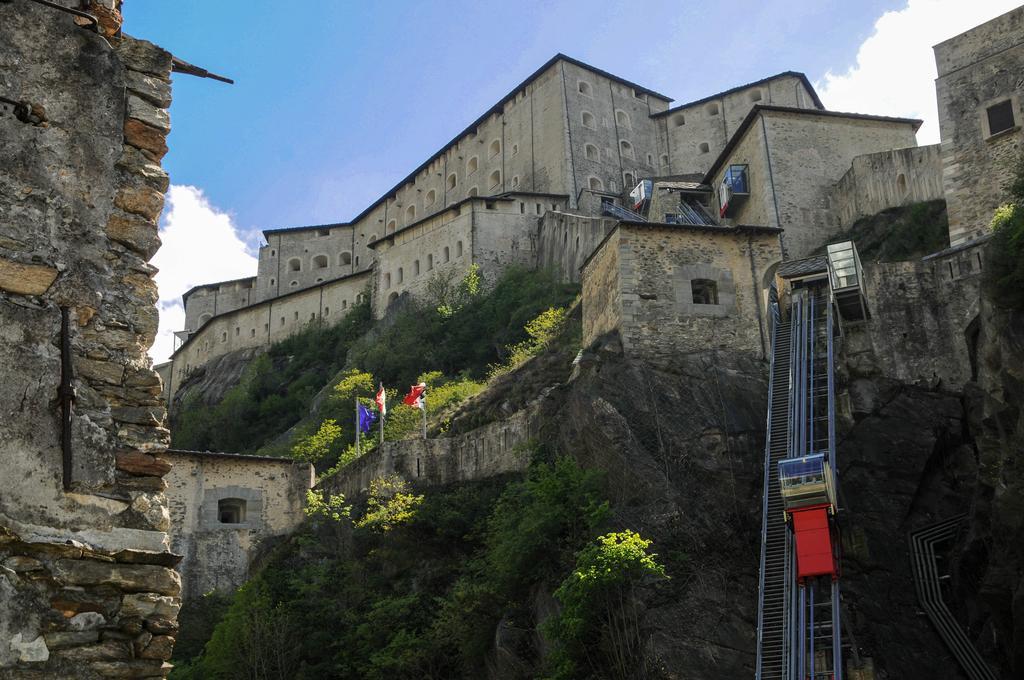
935;5;1024;246
162;452;313;601
0;4;181;677
537;210;617;283
829;144;944;229
321;406;538;499
584;224;782;360
581;229;622;346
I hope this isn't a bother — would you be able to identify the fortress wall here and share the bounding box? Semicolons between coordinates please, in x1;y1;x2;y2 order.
583;224;781;360
0;6;183;674
707;118;775;227
829;144;944;228
257;225;357;301
581;229;622;345
665;74;818;176
163;451;313;601
562;60;665;197
843;241;986;392
183;277;257;332
935;6;1024;246
321;406;538;499
537;211;617;283
168;272;370;400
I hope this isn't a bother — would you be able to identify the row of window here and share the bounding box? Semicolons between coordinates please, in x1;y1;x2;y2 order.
587;171;638;192
577;80;647;102
669;89;763;128
383;241;463;289
198;296;367;351
282;251;353;275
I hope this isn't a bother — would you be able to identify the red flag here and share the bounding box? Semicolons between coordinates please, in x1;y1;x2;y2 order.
375;383;387;416
403;382;426;410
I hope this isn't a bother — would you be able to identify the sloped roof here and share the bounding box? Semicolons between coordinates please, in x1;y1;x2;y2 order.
777;255;828;279
652;71;824;119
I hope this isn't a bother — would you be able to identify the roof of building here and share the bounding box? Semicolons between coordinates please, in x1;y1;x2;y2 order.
340;55;668;229
777;255;828;278
656;180;709;191
579;221;783;272
652;71;824;119
263;221;350;238
181;275;257;305
165;449;308;465
702;105;925;183
171;268;372;359
366;191;569;249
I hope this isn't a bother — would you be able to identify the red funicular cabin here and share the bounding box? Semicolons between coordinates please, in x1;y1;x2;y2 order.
778;454;838;580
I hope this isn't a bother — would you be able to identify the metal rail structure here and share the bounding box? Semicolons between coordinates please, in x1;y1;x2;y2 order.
756;280;843;680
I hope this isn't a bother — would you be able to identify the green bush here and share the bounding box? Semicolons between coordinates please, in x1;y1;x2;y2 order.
985;154;1024;309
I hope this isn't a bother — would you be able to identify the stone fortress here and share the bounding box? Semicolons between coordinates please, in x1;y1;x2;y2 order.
161;3;1023;398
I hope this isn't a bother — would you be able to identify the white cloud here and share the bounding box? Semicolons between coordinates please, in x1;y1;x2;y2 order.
816;0;1021;144
149;185;258;364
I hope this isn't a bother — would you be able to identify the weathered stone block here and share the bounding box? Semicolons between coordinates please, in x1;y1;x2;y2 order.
77;357;126;386
3;556;43;572
126;96;170;134
143;617;177;636
125;71;172;109
115;37;172;77
68;612;107;631
123;119;168;161
89;659;170;678
55;639;131;661
114;186;165;223
0;257;58;295
112;405;167;428
116;146;170;192
43;630;100;649
139;635;174;660
51;560;180;596
120;593;180;620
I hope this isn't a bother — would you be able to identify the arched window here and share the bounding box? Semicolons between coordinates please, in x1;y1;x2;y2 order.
198;313;211;327
269;278;275;288
467;156;478;174
585;143;599;161
443;246;450;263
289;280;298;287
250;328;256;338
749;89;762;103
414;260;420;275
489;139;501;158
456;240;463;257
388;292;399;305
324;307;330;316
578;81;592;96
406;205;416;221
581;111;595;129
897;173;907;196
342;300;348;310
340;251;352;265
384;272;391;289
313;254;328;269
691;279;719;305
615;110;630;128
316;277;323;283
355;255;360;267
706;102;719;116
221;332;227;343
288;258;301;272
619;140;634;159
446;173;457;190
672;113;685;127
588;176;603;191
397;267;404;284
218;498;246;524
660;154;669;168
387;219;396;233
623;172;635;188
427;253;434;270
511;143;519;156
468;186;478;197
425;189;436;206
512;175;520;188
699;142;710;154
270;249;276;257
489;169;501;190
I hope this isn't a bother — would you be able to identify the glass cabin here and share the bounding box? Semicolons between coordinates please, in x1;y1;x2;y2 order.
778;453;836;513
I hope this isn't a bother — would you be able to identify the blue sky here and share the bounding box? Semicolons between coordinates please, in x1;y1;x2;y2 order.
139;0;1020;362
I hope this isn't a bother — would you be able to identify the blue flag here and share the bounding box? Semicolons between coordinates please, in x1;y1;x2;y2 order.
357;403;378;434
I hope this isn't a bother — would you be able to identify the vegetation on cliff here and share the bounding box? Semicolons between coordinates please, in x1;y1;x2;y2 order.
171;456;666;679
837;198;948;262
171;266;579;459
986;153;1024;309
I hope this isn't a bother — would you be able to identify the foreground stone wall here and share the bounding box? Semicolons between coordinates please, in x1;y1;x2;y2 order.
829;144;944;229
322;407;538;498
0;4;181;677
536;210;617;282
163;451;313;601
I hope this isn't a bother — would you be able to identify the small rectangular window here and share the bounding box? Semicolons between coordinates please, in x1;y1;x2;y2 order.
987;100;1016;136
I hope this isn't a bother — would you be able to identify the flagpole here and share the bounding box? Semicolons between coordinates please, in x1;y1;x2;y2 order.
379;405;384;447
421;396;427;440
355;400;360;457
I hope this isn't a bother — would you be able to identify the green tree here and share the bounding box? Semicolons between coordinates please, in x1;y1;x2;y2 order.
291;419;343;464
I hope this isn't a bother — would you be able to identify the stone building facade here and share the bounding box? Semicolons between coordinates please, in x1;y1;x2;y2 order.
581;223;783;360
705;106;922;260
0;3;183;677
162;451;313;601
935;5;1024;247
